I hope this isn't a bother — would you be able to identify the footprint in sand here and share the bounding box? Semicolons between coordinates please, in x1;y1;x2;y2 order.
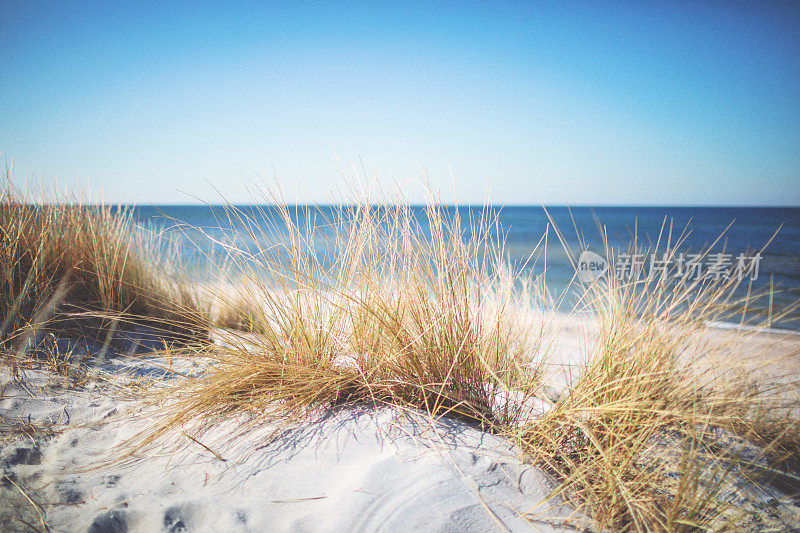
88;508;130;533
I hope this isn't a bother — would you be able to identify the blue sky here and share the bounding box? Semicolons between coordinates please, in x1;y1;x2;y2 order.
1;1;798;205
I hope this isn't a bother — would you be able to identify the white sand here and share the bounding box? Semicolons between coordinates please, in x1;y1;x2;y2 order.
0;358;581;532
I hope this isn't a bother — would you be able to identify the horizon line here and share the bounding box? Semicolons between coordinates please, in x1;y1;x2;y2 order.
62;202;800;209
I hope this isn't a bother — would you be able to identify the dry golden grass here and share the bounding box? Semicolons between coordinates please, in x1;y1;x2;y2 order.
113;184;800;531
131;186;550;456
6;171;797;531
0;171;208;366
168;192;796;531
512;222;800;530
114;183;794;532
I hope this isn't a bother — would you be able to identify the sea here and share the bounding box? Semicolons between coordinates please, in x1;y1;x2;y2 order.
129;205;800;332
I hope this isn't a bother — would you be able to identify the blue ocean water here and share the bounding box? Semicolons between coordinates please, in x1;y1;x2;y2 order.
130;205;800;331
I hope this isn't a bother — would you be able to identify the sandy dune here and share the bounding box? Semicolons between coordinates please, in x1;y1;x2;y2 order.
0;360;581;532
3;314;800;531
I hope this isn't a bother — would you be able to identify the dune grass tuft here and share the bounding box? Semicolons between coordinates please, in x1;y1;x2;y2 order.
132;186;550;456
513;226;800;530
0;172;208;365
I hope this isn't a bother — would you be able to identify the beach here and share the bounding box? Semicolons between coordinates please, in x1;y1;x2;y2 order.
4;2;799;530
2;311;799;532
1;331;578;532
2;189;799;531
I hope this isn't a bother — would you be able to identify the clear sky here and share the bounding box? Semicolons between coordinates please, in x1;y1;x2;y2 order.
1;1;798;205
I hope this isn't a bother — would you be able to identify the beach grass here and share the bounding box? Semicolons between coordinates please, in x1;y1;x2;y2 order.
3;173;799;531
512;224;800;530
120;183;800;531
0;171;208;370
133;187;550;455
